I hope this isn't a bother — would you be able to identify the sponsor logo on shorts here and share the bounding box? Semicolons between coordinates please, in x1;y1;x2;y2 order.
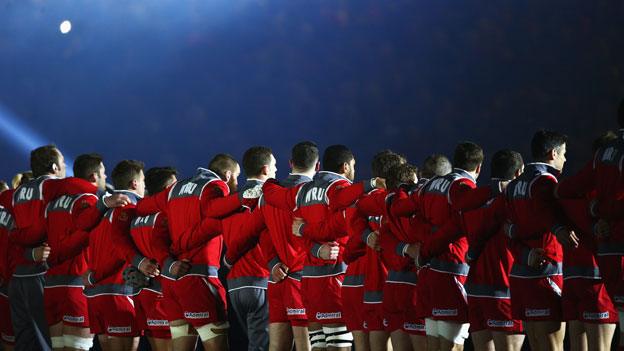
316;312;341;320
486;319;514;328
63;315;85;323
147;319;170;327
614;296;624;304
583;311;610;320
382;319;389;327
432;308;458;317
107;326;132;334
525;308;550;317
184;311;210;319
286;308;306;316
363;321;368;330
1;333;15;343
403;323;426;331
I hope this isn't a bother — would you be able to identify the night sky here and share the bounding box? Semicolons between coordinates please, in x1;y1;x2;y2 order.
1;0;623;183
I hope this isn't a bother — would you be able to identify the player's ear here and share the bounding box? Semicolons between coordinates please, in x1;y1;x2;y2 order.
224;169;233;182
475;163;482;175
315;162;320;172
548;148;557;161
88;172;98;183
261;164;269;176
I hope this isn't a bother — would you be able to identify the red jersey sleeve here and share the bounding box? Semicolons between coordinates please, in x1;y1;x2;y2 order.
223;210;265;264
356;191;386;217
327;180;373;212
556;160;595;199
200;182;242;218
136;187;170;216
262;181;300;212
300;210;347;242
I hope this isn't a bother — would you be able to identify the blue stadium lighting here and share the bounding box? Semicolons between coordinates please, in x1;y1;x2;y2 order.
0;104;74;175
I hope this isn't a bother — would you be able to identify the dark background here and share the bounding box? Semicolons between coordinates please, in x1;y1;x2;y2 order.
1;1;622;181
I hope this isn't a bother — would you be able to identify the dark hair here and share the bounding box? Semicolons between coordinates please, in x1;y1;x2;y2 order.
73;153;103;180
453;142;484;172
0;181;7;193
531;130;568;161
30;144;61;177
145;167;177;195
322;145;354;173
387;163;419;190
371;150;404;178
242;146;273;177
592;130;618;153
291;141;319;170
490;150;523;180
618;99;624;128
420;154;452;179
208;154;238;180
111;160;144;190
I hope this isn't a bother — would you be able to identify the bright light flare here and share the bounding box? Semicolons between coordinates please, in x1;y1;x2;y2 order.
59;20;72;34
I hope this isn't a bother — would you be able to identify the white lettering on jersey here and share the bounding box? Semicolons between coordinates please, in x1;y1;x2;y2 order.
17;187;34;201
179;183;198;196
429;178;450;193
304;187;325;203
513;181;528;197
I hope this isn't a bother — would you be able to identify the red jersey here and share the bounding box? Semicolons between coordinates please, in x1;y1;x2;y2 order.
11;176;97;277
263;171;375;278
129;212;172;293
559;199;601;280
557;130;624;251
85;191;145;297
0;206;15;294
45;190;101;288
505;163;567;279
224;179;269;292
136;168;237;278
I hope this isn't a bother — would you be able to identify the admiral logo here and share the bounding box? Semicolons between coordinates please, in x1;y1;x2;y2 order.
382;319;389;327
107;326;132;334
304;187;325;203
1;333;15;343
403;323;426;331
147;319;170;326
63;315;85;323
525;308;550;317
432;309;458;317
184;311;210;319
583;311;609;320
179;183;198;196
362;321;368;329
286;308;306;316
487;320;514;328
316;312;341;320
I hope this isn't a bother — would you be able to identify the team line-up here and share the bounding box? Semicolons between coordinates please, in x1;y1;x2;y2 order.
0;107;623;351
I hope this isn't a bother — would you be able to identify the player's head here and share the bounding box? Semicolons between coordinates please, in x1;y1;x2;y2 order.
243;146;276;180
323;145;356;181
491;149;524;181
420;154;452;179
30;144;65;178
531;130;568;171
0;181;7;193
387;163;419;190
209;153;240;192
74;153;107;191
453;142;484;177
111;160;145;196
145;167;178;195
12;171;33;189
290;141;319;173
592;130;617;153
371;150;405;179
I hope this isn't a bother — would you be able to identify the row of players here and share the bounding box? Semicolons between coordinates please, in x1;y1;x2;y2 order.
0;113;623;351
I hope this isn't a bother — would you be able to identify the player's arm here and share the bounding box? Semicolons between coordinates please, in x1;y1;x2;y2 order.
327;179;379;212
262;180;300;212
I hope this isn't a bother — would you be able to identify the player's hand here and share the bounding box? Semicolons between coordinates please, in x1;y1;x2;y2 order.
170;259;191;277
555;227;579;248
405;243;423;267
33;243;51;262
318;242;340;261
594;219;610;238
82;270;95;287
104;193;130;208
527;248;547;268
138;258;160;278
366;231;381;251
271;263;289;282
292;217;305;237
